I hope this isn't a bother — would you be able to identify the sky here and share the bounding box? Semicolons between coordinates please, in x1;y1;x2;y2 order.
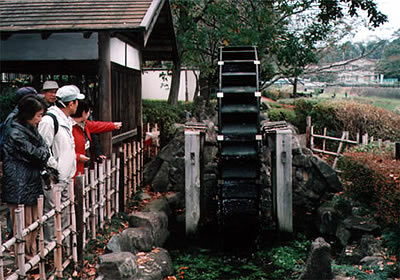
352;0;400;42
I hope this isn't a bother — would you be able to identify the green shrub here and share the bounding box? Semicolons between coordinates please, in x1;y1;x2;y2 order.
142;99;193;147
263;89;280;101
0;90;18;121
268;108;296;123
292;99;339;134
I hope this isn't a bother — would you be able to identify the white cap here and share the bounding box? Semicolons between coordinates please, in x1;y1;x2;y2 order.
42;80;59;91
56;85;85;103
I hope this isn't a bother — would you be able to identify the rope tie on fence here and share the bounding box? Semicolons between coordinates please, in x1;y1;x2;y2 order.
15;237;25;244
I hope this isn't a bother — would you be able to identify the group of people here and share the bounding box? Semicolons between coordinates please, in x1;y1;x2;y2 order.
1;81;122;263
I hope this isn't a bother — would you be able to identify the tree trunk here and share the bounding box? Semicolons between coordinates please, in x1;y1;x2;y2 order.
292;76;298;97
168;59;181;105
193;70;200;98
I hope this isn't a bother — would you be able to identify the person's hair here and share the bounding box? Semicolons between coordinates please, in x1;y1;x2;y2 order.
16;95;47;123
71;99;92;118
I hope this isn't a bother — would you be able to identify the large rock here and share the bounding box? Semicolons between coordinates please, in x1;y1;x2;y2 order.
165;192;184;210
136;248;173;280
299;237;333;280
106;228;154;254
97;252;138;280
143;197;172;218
128;211;169;247
150;161;170;192
311;156;342;192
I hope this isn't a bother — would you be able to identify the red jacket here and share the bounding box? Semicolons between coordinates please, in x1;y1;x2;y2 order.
72;120;116;177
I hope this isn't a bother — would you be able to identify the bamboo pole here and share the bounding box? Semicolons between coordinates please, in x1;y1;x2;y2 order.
98;163;105;229
106;159;112;219
332;131;347;169
74;174;85;261
322;127;327;152
55;189;63;278
147;123;151;158
310;126;314;150
111;153;116;215
123;144;128;210
68;181;78;269
133;140;137;196
116;157;121;214
90;170;96;240
140;137;144;186
16;205;25;278
38;195;46;280
306;116;311;148
128;143;133;198
84;168;90;234
155;123;159;155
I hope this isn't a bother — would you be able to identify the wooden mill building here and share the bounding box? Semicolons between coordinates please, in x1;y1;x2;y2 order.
0;0;178;154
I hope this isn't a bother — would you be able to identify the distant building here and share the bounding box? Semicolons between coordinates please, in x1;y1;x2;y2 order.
305;58;379;85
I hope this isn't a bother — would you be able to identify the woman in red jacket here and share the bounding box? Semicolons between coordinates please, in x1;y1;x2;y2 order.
71;99;122;177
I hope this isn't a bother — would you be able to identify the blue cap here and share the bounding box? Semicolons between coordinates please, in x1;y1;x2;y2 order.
16;87;38;100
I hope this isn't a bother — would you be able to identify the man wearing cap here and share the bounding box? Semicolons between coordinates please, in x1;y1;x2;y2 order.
40;80;59;108
38;85;85;242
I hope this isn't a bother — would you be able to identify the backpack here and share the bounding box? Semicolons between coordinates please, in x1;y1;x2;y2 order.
45;112;59;136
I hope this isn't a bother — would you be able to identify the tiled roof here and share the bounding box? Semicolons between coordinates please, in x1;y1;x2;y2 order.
0;0;154;32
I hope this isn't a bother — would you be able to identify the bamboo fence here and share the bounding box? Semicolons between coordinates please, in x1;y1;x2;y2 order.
306;116;397;169
0;124;160;279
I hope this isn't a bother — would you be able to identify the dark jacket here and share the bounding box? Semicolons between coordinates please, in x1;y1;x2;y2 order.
2;119;50;205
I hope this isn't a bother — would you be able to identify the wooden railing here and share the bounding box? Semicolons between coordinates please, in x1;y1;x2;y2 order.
0;123;160;278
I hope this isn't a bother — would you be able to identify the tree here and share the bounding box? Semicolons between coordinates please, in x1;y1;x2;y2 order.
377;32;400;80
170;0;387;98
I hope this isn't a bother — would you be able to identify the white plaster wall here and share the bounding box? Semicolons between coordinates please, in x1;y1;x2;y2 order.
110;38;140;70
0;33;98;60
142;69;199;101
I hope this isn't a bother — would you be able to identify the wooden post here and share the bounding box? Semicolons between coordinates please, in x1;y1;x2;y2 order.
306;116;311;148
184;129;202;236
98;31;112;157
38;195;46;280
396;143;400;160
322;127;327;152
378;139;382;149
68;181;78;270
74;175;85;261
55;189;63;278
16;206;26;278
271;130;293;233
